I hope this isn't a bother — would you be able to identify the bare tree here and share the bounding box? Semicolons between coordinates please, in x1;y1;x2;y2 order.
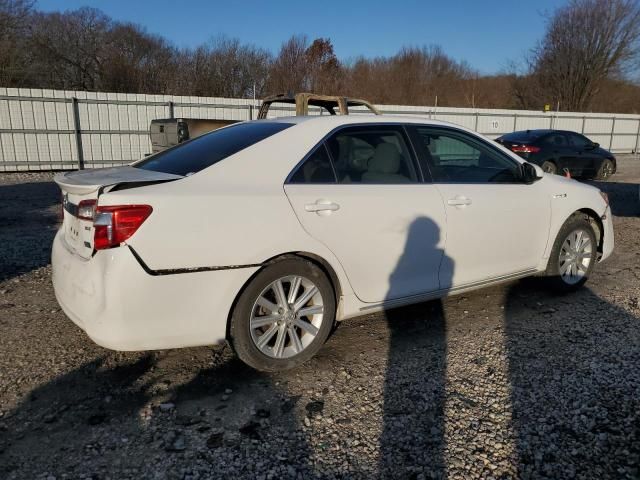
267;35;308;93
28;7;111;90
531;0;640;111
0;0;34;86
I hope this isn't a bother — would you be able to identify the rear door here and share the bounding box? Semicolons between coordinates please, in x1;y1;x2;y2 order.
284;124;448;304
408;126;551;289
541;132;574;172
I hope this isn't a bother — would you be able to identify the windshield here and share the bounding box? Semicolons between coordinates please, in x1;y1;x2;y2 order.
135;121;293;176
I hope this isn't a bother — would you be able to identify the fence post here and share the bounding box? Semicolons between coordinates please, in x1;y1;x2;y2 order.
474;111;479;132
71;97;84;170
634;118;640;154
513;113;518;132
549;114;553;129
168;101;174;119
248;104;253;120
609;117;616;150
581;116;586;134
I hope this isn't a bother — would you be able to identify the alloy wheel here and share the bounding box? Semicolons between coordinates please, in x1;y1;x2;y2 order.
601;161;614;179
249;275;324;359
558;228;593;285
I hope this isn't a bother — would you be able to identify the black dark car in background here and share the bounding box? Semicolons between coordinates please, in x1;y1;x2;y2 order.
496;129;617;180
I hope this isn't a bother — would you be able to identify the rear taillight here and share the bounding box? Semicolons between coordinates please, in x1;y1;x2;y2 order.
93;205;153;250
510;145;541;154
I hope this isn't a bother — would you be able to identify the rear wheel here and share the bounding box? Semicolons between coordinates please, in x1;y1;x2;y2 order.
595;159;614;180
543;216;597;292
541;160;557;175
229;258;335;371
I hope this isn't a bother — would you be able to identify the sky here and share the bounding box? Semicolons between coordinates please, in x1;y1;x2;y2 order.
36;0;569;75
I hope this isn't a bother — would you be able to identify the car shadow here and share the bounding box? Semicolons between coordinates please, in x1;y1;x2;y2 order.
0;181;60;282
587;180;639;217
0;345;316;479
503;279;640;479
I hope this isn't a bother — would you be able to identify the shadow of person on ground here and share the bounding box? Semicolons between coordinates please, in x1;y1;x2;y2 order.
0;181;60;282
378;216;453;479
504;279;640;479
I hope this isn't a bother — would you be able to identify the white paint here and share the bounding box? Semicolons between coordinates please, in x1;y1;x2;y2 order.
52;115;614;356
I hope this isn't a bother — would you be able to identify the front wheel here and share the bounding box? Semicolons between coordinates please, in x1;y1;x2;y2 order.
595;159;615;180
229;258;335;371
543;216;598;292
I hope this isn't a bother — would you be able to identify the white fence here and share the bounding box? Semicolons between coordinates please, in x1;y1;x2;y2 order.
0;87;639;171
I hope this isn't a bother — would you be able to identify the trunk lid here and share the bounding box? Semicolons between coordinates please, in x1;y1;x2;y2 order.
55;166;182;259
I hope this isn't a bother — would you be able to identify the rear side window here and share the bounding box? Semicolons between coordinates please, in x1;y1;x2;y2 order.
325;126;419;184
289;145;336;183
135;122;293;176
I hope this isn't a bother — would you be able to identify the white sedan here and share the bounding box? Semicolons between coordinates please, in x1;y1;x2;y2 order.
52;116;614;371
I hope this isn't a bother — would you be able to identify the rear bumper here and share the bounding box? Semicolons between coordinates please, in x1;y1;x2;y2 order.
51;229;259;351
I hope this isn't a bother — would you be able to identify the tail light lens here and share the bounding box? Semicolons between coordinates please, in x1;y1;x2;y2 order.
510;145;541;154
77;199;97;221
93;205;153;250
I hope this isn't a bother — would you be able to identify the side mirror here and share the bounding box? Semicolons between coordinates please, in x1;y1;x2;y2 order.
586;142;599;150
520;162;542;184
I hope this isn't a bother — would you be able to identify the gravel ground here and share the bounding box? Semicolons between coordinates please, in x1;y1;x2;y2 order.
1;158;639;479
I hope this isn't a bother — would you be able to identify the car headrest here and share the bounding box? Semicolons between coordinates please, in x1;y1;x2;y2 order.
369;143;401;174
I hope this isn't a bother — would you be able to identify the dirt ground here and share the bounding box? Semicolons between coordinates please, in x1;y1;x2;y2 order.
0;157;639;479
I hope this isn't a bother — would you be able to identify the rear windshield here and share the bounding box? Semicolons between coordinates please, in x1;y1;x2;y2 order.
135;121;293;176
500;131;544;143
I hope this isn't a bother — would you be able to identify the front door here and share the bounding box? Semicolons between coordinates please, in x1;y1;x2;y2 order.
284;125;447;304
407;126;552;289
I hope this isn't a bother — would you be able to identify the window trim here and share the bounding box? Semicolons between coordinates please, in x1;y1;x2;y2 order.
407;125;525;185
285;122;427;185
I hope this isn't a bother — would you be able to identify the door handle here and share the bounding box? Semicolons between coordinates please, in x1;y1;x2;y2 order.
447;196;472;207
305;200;340;213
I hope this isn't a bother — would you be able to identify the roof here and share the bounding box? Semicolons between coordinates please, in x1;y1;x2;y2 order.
257;114;462;129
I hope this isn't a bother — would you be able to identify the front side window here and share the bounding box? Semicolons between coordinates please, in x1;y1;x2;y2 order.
135;121;293;176
410;127;520;183
567;133;592;149
325;126;419;184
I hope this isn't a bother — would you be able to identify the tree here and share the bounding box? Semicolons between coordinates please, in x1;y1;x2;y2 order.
305;38;342;94
0;0;34;86
268;35;308;93
531;0;640;111
27;7;111;90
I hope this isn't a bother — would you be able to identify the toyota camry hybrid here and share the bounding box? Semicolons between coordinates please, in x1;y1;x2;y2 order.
52;116;614;371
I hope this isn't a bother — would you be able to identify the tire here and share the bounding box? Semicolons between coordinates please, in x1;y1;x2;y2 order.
541;160;558;175
595;159;615;180
229;257;335;371
543;215;598;292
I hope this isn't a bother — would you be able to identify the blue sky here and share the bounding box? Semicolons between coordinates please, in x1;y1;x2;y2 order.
37;0;568;74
